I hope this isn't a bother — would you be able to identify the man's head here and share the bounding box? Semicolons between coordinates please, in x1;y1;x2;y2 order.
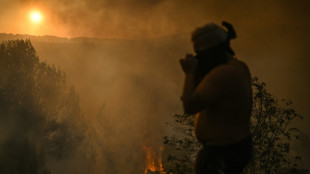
192;23;228;52
191;22;237;77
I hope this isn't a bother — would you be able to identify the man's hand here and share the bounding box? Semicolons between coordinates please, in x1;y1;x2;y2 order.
180;54;198;73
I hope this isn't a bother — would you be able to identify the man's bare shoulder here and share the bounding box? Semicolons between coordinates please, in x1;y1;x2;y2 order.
198;59;250;93
211;59;249;78
207;61;239;82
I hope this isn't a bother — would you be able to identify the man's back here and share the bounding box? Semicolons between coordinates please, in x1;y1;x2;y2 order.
194;58;252;145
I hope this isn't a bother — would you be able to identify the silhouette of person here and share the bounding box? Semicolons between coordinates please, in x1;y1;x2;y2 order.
180;22;253;174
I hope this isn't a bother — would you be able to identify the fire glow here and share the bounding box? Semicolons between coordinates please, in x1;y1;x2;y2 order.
143;145;166;174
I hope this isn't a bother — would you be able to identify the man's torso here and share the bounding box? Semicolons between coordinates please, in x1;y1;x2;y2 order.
194;59;252;145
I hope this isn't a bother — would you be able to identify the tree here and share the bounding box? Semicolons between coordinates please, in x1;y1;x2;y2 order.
244;77;308;174
0;40;95;174
0;39;49;174
162;77;308;174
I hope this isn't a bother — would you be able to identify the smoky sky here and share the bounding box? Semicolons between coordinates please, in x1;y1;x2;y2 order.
10;0;309;39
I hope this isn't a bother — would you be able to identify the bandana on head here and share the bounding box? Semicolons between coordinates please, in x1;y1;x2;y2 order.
191;21;237;77
191;21;236;53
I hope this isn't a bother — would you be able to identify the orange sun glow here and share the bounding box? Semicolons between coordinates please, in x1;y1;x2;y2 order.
29;11;43;23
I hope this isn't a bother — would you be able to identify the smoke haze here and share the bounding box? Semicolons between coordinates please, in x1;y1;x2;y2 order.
1;0;310;172
2;0;307;39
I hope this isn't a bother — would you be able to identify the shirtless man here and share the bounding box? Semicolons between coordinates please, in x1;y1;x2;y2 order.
180;22;252;174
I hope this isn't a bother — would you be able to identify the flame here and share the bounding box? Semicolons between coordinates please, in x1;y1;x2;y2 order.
143;145;166;174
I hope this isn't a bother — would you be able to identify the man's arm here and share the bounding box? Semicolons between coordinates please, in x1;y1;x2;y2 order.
181;62;237;114
182;72;203;114
180;54;202;114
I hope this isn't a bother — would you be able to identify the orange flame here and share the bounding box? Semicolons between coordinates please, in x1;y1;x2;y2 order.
143;145;166;174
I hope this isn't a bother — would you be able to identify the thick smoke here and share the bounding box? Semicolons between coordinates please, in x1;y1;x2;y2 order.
15;0;310;130
1;0;310;173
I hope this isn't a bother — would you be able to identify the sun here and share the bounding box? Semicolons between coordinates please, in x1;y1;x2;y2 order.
29;11;43;23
